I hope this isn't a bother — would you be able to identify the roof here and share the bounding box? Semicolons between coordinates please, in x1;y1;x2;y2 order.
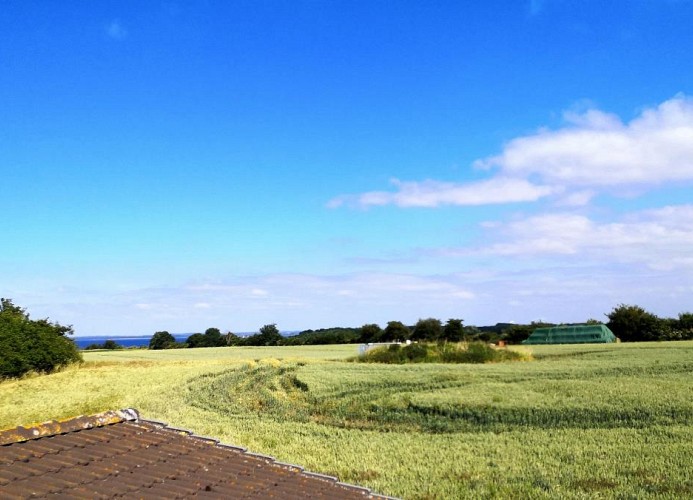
0;409;393;499
522;324;618;345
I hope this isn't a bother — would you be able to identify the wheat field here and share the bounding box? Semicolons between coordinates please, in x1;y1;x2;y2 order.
1;342;691;498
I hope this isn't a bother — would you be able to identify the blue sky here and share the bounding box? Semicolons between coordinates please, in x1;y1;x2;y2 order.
2;1;693;335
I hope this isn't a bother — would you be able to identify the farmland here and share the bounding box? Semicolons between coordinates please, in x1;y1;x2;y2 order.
1;342;692;498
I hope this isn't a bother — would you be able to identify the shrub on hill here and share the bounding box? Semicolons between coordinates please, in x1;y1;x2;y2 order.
355;341;527;364
0;298;82;379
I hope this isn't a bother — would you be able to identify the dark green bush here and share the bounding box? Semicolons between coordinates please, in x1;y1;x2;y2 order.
357;341;525;364
0;299;82;379
364;344;404;363
85;339;123;350
402;342;429;362
442;341;497;363
185;328;229;348
149;331;176;349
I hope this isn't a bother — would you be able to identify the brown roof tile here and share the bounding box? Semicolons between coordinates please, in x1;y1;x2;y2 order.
0;409;394;499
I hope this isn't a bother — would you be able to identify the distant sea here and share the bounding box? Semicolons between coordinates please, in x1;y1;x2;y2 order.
73;335;190;349
72;332;300;349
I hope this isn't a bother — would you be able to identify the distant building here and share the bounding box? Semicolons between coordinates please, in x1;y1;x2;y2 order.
522;324;618;345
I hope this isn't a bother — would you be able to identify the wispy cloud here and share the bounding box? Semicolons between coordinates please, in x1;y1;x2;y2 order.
33;273;475;335
476;94;693;187
16;257;692;336
106;19;128;40
441;204;693;271
328;177;556;209
329;95;693;209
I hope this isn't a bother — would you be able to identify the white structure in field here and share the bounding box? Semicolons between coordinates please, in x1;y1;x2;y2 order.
358;340;412;355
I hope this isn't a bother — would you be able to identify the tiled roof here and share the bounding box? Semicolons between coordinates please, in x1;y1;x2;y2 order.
0;409;392;499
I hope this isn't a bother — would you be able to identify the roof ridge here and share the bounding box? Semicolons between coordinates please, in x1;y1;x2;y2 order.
0;409;139;446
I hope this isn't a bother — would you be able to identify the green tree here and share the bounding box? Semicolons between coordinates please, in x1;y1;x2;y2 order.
501;324;534;344
203;327;225;347
676;312;693;331
606;304;669;342
358;323;383;343
0;298;82;379
244;324;283;346
185;333;205;348
1;298;25;318
149;331;176;350
411;318;442;341
668;312;693;340
259;324;283;345
224;331;242;346
443;318;465;342
382;321;410;342
102;339;122;350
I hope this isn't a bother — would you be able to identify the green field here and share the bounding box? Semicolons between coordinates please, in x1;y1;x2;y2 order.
1;342;692;499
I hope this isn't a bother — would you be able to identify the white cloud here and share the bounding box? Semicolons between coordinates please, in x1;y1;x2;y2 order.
476;95;693;187
328;177;555;209
470;204;693;270
555;190;595;207
330;95;693;209
106;19;128;40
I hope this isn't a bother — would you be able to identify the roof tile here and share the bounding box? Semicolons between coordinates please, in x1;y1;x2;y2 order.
0;409;391;499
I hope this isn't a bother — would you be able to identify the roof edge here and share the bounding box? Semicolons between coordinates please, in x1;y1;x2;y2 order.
1;409;397;499
136;414;396;498
0;408;139;446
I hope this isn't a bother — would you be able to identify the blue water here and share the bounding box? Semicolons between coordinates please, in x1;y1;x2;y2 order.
73;331;301;349
73;335;190;349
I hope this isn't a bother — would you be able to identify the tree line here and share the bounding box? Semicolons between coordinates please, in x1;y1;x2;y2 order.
84;339;123;350
2;297;689;381
148;303;693;350
604;304;693;342
148;324;286;349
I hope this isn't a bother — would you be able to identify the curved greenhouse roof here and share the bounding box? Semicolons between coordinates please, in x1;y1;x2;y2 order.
522;324;617;345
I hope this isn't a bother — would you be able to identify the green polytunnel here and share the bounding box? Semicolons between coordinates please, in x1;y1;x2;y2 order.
522;324;618;345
